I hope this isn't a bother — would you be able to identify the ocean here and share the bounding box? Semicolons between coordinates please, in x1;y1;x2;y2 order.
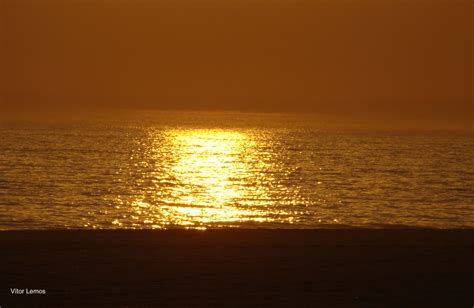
1;111;473;229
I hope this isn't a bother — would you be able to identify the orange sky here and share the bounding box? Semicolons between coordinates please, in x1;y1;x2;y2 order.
1;0;472;127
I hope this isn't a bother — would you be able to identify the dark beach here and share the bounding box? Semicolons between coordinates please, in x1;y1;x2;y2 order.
1;229;473;307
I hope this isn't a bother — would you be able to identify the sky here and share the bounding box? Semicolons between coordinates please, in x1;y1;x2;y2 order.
0;0;472;128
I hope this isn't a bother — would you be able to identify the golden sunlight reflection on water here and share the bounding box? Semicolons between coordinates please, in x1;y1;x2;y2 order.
119;128;293;229
167;130;249;207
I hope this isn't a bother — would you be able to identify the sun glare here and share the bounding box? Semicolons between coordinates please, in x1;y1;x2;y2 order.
167;129;247;207
121;128;275;228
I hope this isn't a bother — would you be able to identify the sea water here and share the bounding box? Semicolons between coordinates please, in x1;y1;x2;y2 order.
1;111;473;229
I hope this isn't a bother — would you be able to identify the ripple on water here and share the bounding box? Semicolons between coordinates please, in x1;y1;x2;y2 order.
0;113;473;229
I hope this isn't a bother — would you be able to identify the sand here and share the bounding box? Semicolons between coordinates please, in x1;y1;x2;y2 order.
0;229;473;307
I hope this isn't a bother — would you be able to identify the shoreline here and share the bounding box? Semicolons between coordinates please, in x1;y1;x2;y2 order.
1;229;473;306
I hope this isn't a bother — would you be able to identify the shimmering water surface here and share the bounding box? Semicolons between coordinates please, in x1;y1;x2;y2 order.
1;112;473;229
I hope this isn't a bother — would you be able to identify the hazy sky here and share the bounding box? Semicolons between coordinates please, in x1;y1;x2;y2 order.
1;0;472;127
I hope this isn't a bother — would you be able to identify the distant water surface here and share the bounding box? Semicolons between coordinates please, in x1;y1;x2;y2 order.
0;112;473;229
